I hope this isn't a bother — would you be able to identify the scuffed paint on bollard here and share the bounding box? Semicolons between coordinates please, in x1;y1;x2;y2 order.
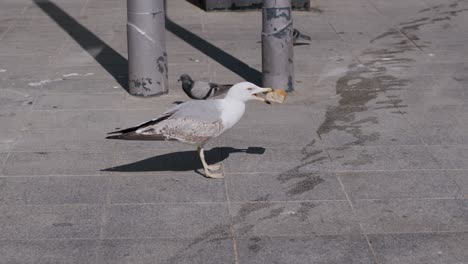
128;0;168;97
262;0;294;92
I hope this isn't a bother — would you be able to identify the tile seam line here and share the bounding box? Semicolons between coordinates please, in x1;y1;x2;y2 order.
1;169;467;178
1;229;466;242
2;168;466;178
6;144;466;153
223;172;240;264
0;4;29;40
0;197;464;207
337;175;381;264
222;168;468;174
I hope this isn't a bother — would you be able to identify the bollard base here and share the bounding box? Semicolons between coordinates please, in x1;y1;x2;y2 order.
193;0;310;11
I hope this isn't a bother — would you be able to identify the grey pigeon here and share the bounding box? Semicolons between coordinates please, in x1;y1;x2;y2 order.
257;28;311;45
293;28;311;44
178;74;232;100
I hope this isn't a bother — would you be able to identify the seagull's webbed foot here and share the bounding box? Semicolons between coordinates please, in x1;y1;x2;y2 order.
204;169;224;179
198;146;224;179
207;163;223;171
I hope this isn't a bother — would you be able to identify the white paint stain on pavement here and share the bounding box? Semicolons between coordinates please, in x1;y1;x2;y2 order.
28;78;63;86
62;73;79;77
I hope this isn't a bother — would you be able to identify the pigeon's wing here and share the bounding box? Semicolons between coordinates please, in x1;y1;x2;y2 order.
189;81;212;99
293;29;311;41
209;83;232;98
189;81;232;99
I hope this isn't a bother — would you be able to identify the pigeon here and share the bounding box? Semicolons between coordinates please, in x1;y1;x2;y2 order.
178;74;232;100
293;28;311;44
107;82;272;179
257;28;311;45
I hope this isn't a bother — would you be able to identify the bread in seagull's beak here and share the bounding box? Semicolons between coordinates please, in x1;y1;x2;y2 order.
252;87;273;104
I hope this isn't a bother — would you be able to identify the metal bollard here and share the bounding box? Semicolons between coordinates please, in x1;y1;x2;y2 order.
127;0;168;97
262;0;294;92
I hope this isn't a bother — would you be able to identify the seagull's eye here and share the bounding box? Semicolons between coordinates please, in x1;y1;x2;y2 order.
247;87;254;91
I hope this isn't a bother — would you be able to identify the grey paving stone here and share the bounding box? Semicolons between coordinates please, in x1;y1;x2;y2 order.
120;94;184;110
97;237;235;264
0;40;65;57
107;148;222;175
0;152;8;174
34;93;124;110
230;201;360;237
214;124;323;149
13;128;108;152
355;199;468;234
239;104;317;127
429;146;468;169
103;203;230;239
369;232;468;264
3;151;113;176
0;110;29;130
0;131;18;151
413;124;468;145
339;170;461;200
223;147;331;174
226;172;346;202
109;174;226;204
326;145;441;171
40;78;125;94
0;176;108;205
26;110;120;130
237;235;374;264
0;204;103;239
13;128;191;153
0;239;98;264
47;65;128;81
318;124;423;146
0;89;35;111
448;170;468;199
328;15;391;33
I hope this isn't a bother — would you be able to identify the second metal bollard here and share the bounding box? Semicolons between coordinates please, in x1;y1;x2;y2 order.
262;0;294;92
127;0;168;97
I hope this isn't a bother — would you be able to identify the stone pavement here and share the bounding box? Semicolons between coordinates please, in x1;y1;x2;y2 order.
1;0;468;263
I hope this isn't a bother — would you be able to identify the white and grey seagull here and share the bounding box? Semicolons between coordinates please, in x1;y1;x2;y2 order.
107;82;272;178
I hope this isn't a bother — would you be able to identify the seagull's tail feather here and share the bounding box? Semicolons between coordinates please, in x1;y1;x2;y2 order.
107;114;172;135
106;132;169;141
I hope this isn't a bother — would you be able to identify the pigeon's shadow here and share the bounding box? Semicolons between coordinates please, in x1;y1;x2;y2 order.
103;147;265;172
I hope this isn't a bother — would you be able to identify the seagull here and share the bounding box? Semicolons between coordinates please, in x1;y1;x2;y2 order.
178;74;232;100
107;82;272;178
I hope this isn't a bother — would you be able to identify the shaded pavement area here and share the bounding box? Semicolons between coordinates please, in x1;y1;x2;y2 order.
0;0;468;263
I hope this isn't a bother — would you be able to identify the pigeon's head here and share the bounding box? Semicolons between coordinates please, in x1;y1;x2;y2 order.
225;82;272;104
178;74;193;85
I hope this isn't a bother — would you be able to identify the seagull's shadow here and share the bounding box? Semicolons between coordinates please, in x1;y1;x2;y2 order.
103;147;265;172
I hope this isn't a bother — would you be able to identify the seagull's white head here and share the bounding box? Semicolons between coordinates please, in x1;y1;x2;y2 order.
224;82;272;104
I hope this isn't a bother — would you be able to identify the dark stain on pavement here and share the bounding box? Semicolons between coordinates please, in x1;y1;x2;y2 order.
286;175;325;196
294;202;317;222
259;207;285;221
248;236;264;253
